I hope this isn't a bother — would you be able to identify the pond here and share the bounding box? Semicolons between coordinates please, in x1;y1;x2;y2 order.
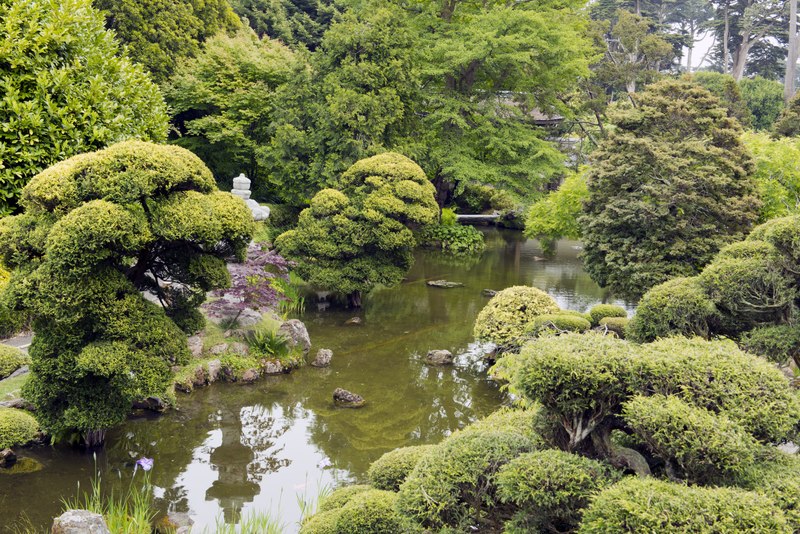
0;229;628;533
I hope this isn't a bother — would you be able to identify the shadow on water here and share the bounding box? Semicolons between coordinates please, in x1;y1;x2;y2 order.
0;229;629;532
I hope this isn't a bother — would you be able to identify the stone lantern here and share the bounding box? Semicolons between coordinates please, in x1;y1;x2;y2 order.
231;173;269;221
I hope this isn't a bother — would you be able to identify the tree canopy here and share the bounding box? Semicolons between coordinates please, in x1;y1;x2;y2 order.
275;153;438;306
580;79;760;298
0;0;168;216
0;141;253;446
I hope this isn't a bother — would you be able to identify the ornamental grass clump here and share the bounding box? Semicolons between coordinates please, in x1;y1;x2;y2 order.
0;141;254;447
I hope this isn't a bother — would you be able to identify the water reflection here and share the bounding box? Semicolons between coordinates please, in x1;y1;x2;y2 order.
0;230;628;533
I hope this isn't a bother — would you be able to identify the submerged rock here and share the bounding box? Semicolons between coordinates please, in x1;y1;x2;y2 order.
52;510;110;534
344;317;362;326
240;369;259;384
333;388;365;408
425;350;454;366
261;360;284;374
481;289;497;297
0;448;16;468
312;349;333;367
156;511;194;534
278;319;311;356
427;280;464;288
132;397;167;412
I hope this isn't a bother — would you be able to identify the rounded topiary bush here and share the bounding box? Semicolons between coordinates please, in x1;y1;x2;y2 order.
626;277;717;343
0;345;29;379
473;286;559;346
497;449;621;533
598;317;628;338
0;408;39;449
299;509;340;534
334;489;405;534
578;477;788;533
525;314;592;336
367;445;434;491
740;324;800;367
397;427;539;530
318;485;372;513
746;216;800;266
587;304;627;326
734;451;800;531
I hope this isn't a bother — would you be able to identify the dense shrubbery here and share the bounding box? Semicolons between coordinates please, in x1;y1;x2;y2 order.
0;345;28;379
416;224;485;255
525;314;592;336
580;79;760;298
0;0;168;215
739;77;785;131
628;215;800;364
0;141;253;446
367;445;433;491
302;488;406;534
525;170;588;245
774;92;800;138
579;477;789;533
0;408;39;449
743;132;800;220
473;286;559;346
275;153;438;307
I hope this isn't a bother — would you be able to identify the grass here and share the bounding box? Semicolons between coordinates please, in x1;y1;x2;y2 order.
0;373;28;400
204;510;286;534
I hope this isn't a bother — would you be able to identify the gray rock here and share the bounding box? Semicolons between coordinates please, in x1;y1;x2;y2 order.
237;308;263;328
278;319;311;356
52;510;110;534
159;512;194;533
187;335;203;358
261;360;284;374
191;366;207;388
229;342;249;356
240;369;259;383
344;317;362;326
427;280;464;288
311;349;333;368
481;289;497;297
0;398;34;410
132;397;167;412
209;343;229;356
0;448;16;468
333;388;365;408
425;350;454;366
7;365;28;379
206;360;222;382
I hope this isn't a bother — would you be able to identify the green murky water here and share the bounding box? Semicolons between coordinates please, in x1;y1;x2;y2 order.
0;229;627;532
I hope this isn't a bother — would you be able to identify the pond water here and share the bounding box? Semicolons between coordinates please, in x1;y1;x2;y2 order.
0;229;628;533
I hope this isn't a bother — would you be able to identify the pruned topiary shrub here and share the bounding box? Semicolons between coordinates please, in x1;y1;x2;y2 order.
740;324;800;367
473;286;559;346
525;314;592;336
578;477;788;533
626;277;717;343
318;485;373;513
397;429;538;530
598;317;628;338
733;450;800;531
0;345;28;379
622;394;758;484
335;489;406;534
368;445;434;491
587;304;626;326
0;408;39;449
497;449;621;533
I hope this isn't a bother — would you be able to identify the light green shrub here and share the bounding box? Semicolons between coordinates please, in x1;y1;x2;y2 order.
299;509;340;534
740;324;800;367
578;477;788;533
396;428;539;530
626;277;717;343
556;309;593;322
598;317;628;337
318;485;373;513
525;314;592;336
0;408;39;449
440;208;457;226
747;216;800;266
0;346;28;379
623;394;758;483
367;445;434;491
334;489;406;534
417;224;485;255
587;304;627;326
497;450;621;533
733;451;800;531
473;286;559;346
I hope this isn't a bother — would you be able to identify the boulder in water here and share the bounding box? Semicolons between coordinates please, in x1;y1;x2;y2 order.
52;510;110;534
425;350;454;365
312;349;333;367
427;280;463;288
333;388;365;408
278;319;311;356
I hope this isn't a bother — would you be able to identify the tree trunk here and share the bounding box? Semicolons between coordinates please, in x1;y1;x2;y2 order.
591;428;651;477
83;429;107;448
723;3;730;74
787;0;799;103
732;38;751;81
348;290;362;308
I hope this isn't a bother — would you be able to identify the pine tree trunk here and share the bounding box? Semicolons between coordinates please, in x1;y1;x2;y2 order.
723;3;730;74
787;0;799;103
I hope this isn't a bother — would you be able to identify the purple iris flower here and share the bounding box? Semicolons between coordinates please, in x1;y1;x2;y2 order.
135;457;154;472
